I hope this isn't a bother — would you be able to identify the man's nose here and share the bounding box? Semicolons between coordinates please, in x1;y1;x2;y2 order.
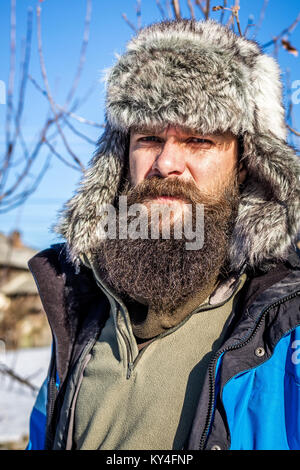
150;142;186;178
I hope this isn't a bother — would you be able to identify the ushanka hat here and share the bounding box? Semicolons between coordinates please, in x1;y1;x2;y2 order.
53;19;300;274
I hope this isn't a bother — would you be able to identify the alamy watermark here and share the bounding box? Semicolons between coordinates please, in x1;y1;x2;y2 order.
292;80;300;105
95;196;205;250
291;340;300;365
0;80;6;105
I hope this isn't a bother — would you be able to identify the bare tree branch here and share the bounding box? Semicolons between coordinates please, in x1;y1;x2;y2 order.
285;69;300;144
58;109;104;129
36;4;85;171
243;15;255;37
206;0;211;19
233;5;242;36
171;0;181;19
286;68;292;121
28;74;103;129
165;0;173;19
226;12;234;28
224;0;240;29
5;0;16;157
195;0;206;18
0;362;39;392
156;0;166;19
0;112;63;204
220;0;227;25
213;1;241;35
1;0;17;195
43;138;82;171
187;0;195;20
0;8;32;201
59;115;98;146
287;125;300;137
0;0;100;212
63;0;92;110
251;0;269;39
136;0;142;30
5;7;33;175
122;13;138;32
14;8;33;144
0;153;52;213
263;12;300;49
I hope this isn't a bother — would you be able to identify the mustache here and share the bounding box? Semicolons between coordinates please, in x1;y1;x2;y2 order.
120;175;238;208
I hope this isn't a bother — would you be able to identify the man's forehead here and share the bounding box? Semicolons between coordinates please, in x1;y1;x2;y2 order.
130;124;228;138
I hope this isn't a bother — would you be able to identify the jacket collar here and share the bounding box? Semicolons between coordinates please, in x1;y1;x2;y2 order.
28;242;300;382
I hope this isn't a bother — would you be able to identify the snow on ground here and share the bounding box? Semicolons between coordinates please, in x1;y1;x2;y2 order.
0;345;51;444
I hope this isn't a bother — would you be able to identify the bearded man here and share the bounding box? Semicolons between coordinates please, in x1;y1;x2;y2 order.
27;19;300;451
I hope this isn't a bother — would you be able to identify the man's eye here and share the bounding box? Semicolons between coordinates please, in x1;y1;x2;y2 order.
188;138;213;145
138;136;160;142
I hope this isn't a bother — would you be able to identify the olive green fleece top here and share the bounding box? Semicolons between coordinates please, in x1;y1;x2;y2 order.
72;271;247;450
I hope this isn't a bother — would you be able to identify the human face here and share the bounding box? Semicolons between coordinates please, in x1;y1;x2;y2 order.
129;125;246;201
96;126;244;313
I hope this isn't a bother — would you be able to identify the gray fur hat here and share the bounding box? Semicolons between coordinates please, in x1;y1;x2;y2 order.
53;19;300;274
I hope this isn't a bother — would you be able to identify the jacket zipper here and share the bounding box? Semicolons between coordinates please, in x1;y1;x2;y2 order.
117;307;157;380
122;275;249;379
119;307;198;379
198;289;300;450
93;266;245;381
46;338;96;449
120;324;157;379
118;326;134;379
46;351;58;448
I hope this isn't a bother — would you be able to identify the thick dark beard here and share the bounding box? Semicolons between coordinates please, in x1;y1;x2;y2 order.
91;174;240;316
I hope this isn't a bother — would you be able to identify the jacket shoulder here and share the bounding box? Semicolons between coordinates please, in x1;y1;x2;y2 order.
28;242;110;383
242;247;300;311
28;242;73;276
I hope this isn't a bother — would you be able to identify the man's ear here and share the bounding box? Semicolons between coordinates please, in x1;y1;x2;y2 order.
238;162;247;184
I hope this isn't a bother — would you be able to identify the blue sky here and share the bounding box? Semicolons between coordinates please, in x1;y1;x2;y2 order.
0;0;299;251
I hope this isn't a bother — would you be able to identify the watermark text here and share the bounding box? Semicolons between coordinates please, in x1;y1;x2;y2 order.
292;80;300;105
96;197;205;250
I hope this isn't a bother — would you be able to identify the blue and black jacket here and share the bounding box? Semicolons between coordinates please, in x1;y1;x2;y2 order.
26;243;300;450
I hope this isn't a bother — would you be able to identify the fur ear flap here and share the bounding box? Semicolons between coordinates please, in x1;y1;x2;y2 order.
250;55;287;140
229;131;300;272
52;125;126;269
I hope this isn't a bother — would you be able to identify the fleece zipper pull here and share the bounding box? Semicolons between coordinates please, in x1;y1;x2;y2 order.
127;362;134;379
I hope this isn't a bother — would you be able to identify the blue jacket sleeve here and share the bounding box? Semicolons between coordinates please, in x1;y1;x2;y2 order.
26;377;48;450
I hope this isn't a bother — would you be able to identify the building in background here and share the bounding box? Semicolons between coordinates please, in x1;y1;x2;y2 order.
0;231;51;349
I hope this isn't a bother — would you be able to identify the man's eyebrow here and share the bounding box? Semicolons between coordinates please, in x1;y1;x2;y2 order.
131;127;165;135
130;127;228;139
